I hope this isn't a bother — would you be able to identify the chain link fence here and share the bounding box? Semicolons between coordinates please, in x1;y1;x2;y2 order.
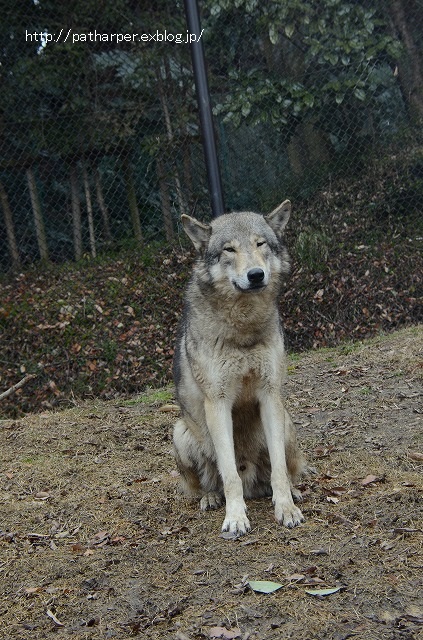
1;0;422;273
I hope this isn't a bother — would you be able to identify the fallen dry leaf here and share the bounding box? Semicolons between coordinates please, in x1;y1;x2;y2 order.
393;527;421;535
89;531;110;546
314;445;337;458
46;609;64;627
379;540;395;550
34;491;51;500
54;530;70;539
322;486;348;497
314;288;324;300
286;573;306;583
361;474;385;486
24;586;43;595
209;626;241;639
159;404;180;412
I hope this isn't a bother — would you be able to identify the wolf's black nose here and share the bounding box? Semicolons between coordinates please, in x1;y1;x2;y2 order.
247;268;265;283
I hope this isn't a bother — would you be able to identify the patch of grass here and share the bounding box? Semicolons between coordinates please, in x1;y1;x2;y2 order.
338;341;363;356
294;227;331;270
391;370;404;378
359;386;373;395
121;388;174;406
20;453;53;467
288;352;302;363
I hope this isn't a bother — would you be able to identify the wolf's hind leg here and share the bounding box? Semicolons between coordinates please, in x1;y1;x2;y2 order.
173;419;223;513
200;492;223;510
173;419;202;497
284;408;308;503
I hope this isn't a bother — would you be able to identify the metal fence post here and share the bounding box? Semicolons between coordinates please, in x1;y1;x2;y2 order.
184;0;225;218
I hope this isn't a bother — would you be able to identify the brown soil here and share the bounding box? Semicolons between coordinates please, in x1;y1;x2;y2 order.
1;326;422;640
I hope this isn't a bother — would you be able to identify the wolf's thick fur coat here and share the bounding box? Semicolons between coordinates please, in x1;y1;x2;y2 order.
173;201;306;535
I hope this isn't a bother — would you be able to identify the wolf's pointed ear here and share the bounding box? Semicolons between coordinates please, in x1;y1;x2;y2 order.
181;214;212;252
265;200;291;236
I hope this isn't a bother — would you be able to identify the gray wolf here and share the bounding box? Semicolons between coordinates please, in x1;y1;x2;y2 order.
173;201;306;535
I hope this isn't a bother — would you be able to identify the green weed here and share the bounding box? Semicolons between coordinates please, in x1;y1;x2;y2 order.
121;388;174;406
294;227;331;270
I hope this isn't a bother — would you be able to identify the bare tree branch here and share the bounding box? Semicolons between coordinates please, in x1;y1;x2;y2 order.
0;374;36;401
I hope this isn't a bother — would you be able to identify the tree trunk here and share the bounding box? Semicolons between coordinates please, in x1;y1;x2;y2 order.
287;121;331;177
0;180;20;269
70;166;83;261
390;0;423;121
183;141;194;214
156;61;187;217
95;168;112;242
156;157;174;242
122;157;143;244
26;167;49;262
82;165;96;258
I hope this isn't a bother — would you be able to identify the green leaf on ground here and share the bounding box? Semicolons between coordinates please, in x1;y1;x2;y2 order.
248;580;283;593
305;586;342;597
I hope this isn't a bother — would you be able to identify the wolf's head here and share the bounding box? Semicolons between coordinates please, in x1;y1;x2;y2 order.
181;201;291;294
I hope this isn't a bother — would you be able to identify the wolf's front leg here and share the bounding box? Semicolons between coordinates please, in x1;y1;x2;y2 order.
259;393;304;528
204;397;250;535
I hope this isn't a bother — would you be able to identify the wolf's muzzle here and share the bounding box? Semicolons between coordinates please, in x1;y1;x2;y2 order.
247;268;265;284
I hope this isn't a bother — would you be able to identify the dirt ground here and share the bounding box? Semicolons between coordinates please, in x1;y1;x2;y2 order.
1;326;422;640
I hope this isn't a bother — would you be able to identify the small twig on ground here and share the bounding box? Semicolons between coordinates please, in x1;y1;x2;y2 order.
0;374;36;401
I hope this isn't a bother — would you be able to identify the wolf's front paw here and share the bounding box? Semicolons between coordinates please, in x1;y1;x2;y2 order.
274;500;304;528
222;502;250;536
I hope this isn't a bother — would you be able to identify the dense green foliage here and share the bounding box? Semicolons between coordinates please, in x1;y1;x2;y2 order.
210;1;401;129
0;0;422;268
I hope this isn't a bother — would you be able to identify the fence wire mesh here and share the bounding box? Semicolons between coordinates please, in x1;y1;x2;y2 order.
1;0;422;272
